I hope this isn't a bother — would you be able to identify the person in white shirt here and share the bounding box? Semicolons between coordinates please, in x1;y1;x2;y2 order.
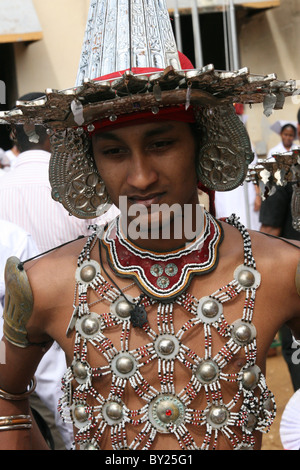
267;120;298;161
0;93;118;449
0;92;118;253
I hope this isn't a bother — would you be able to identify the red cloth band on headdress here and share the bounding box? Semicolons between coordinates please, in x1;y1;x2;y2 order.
88;105;196;135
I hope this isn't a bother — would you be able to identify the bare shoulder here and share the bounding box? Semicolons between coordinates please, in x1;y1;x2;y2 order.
23;237;88;339
250;230;300;318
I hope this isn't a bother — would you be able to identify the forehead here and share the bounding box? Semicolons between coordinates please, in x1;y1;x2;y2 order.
92;120;191;142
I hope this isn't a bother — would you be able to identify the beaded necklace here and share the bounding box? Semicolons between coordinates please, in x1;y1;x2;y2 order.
59;213;276;450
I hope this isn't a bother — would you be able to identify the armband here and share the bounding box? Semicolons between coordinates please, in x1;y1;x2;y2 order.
3;257;34;348
296;258;300;298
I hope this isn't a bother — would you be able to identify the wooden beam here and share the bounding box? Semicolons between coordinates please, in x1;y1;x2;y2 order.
0;31;43;44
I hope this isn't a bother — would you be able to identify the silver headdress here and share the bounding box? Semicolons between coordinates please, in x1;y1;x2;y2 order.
0;0;298;219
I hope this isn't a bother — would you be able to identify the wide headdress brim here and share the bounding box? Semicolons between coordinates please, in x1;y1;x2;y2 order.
0;64;297;130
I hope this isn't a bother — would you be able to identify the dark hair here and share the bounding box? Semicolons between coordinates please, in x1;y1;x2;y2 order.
14;124;49;153
281;123;296;136
297;108;300;125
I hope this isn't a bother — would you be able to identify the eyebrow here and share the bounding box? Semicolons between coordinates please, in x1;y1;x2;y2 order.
93;123;175;142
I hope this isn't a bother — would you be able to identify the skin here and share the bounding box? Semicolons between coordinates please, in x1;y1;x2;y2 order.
280;125;296;151
0;120;300;450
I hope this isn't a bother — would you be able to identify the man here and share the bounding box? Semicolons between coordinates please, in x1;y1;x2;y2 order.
0;92;118;449
0;0;299;451
0;92;117;253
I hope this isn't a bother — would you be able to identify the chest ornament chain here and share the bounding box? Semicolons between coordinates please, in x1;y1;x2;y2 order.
59;213;276;450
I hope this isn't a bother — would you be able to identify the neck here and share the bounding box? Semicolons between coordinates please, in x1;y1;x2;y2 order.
119;203;207;252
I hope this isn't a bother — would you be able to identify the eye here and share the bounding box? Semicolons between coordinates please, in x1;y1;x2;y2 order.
97;146;128;157
149;139;174;151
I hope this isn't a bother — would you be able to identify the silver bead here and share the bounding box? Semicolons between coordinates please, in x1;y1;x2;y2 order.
242;365;260;390
74;405;89;423
116;356;134;374
82;316;100;336
207;405;229;428
106;402;123;421
201;299;219;318
157;338;175;356
237;269;255;288
115;300;133;318
73;361;88;380
80;264;96;282
195;360;219;384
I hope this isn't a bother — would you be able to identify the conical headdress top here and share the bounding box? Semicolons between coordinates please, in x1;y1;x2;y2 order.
75;0;180;86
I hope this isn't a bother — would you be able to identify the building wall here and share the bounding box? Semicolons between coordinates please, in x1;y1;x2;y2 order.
239;1;300;155
13;0;90;96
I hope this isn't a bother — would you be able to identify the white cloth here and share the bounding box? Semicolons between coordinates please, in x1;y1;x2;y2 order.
267;142;299;161
0;150;119;448
0;150;119;252
0;220;74;448
0;219;39;313
215;183;261;231
5;149;18;168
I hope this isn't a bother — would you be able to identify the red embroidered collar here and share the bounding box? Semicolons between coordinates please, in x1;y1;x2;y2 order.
101;211;223;301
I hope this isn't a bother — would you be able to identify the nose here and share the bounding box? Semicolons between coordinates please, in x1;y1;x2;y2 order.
126;153;158;191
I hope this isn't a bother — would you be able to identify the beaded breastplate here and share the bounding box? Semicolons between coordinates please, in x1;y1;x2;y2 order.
59;213;276;450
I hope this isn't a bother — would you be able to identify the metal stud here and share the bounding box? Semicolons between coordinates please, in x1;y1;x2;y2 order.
74;405;89;424
148;395;185;433
110;296;134;321
234;265;261;290
197;296;223;324
241;365;261;390
245;412;258;431
102;400;124;425
231;319;256;346
82;316;100;336
154;334;180;360
73;361;88;381
75;260;101;285
83;442;98;450
111;352;137;378
195;360;219;384
80;264;97;283
76;312;102;339
206;405;229;429
157;338;175;356
116;356;134;374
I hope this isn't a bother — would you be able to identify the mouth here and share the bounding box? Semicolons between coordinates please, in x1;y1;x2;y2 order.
127;192;165;208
